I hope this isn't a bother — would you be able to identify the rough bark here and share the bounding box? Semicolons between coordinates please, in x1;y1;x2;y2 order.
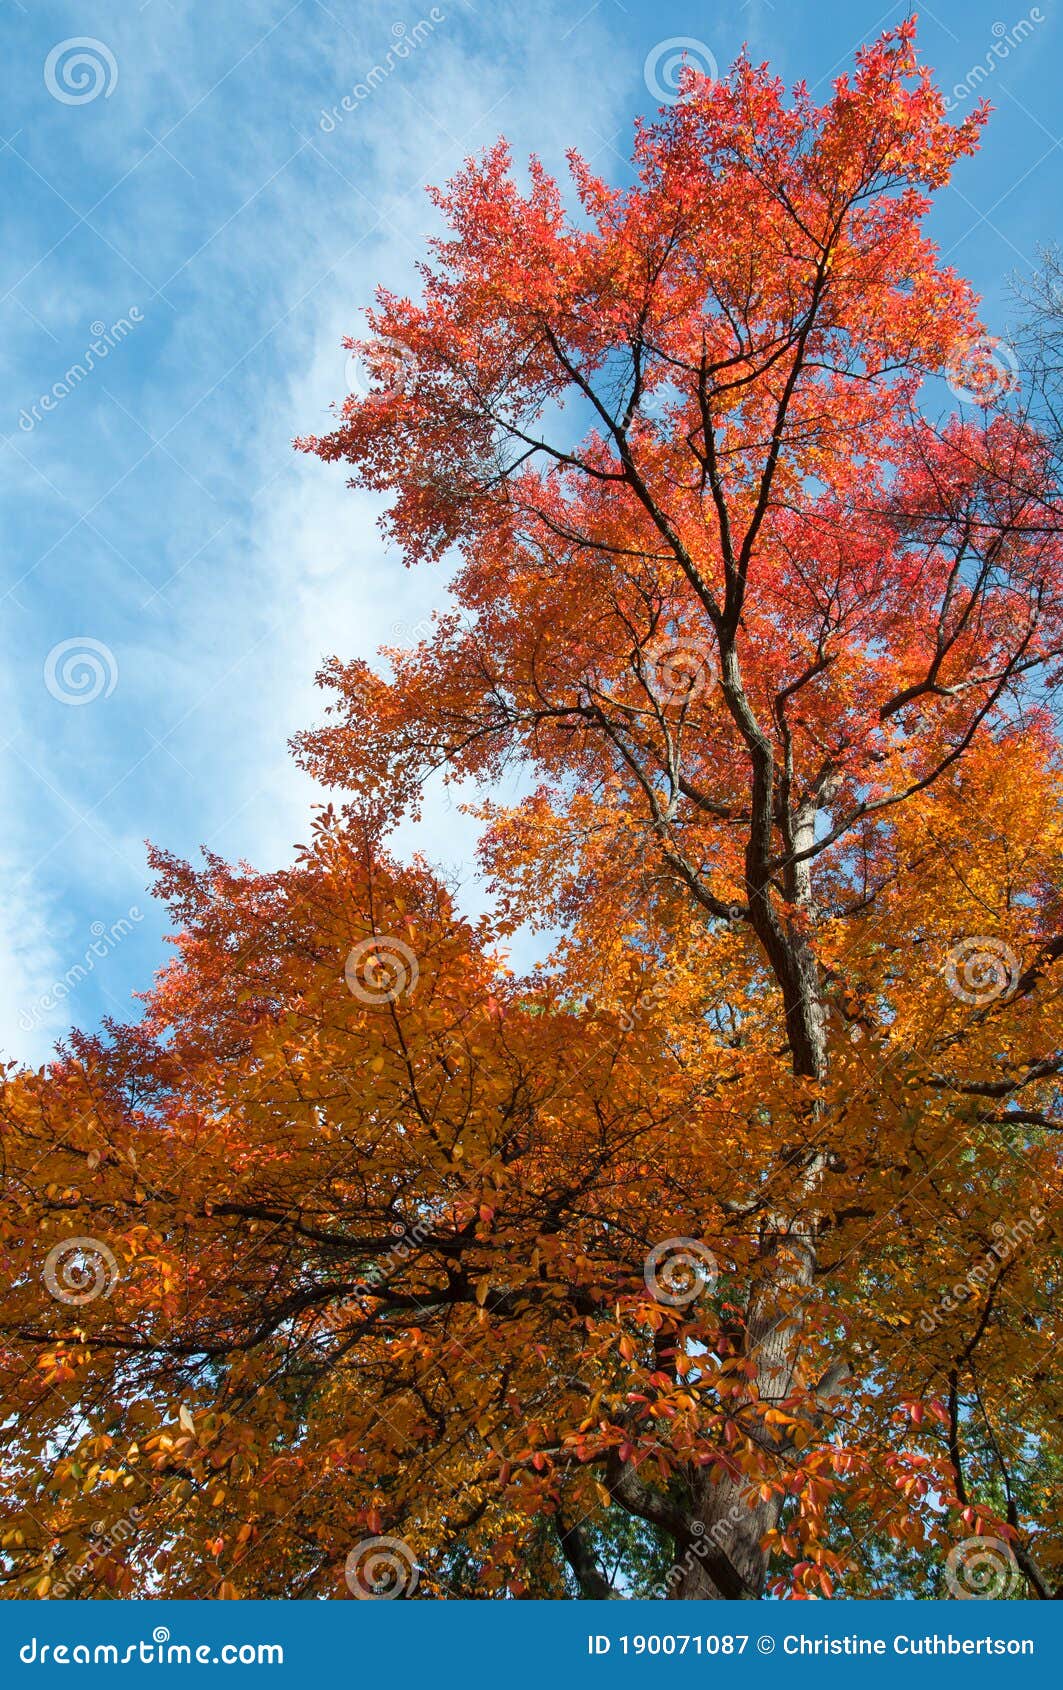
672;650;828;1597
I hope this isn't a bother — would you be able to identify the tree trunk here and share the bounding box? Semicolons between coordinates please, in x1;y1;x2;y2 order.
679;783;827;1597
629;641;831;1598
671;1222;818;1598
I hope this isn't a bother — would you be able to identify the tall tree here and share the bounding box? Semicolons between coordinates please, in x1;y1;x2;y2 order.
294;25;1063;1592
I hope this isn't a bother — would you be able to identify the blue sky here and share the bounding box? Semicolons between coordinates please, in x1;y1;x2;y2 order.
0;0;1058;1065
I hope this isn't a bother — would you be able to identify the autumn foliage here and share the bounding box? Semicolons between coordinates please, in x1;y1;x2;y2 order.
1;25;1062;1601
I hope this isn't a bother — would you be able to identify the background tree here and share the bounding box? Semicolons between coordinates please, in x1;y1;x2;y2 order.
1015;243;1063;463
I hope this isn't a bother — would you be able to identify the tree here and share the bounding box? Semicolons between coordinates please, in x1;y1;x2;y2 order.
293;24;1063;1591
1015;243;1063;464
1;25;1061;1602
1;756;1061;1599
